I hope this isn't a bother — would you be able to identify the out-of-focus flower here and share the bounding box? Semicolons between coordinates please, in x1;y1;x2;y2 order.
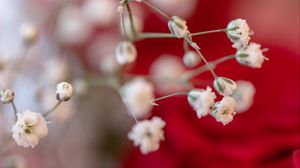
235;43;268;68
56;82;73;101
19;23;38;46
226;19;251;49
12;110;48;148
168;16;189;38
1;155;26;168
183;51;201;68
213;77;237;96
188;87;216;118
232;80;256;113
150;55;186;94
81;0;116;27
115;41;137;65
128;117;165;154
212;96;236;125
55;5;92;45
43;58;69;84
121;78;154;118
0;89;15;104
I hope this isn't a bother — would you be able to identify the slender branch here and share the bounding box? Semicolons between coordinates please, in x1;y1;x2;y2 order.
141;1;170;20
120;11;127;39
191;29;227;36
182;55;236;81
43;101;62;117
11;101;18;121
183;40;189;52
152;92;188;103
125;3;137;40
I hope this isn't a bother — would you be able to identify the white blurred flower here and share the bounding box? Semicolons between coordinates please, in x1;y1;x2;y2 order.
128;116;165;154
150;55;186;94
188;87;216;118
99;54;120;75
44;58;69;84
168;16;190;38
115;41;137;65
12;110;48;148
19;22;38;46
121;78;154;118
232;80;256;113
56;82;73;101
212;96;236;125
183;51;201;68
73;79;88;96
213;77;237;96
226;19;251;49
81;0;116;27
235;43;268;68
0;89;15;104
55;5;92;45
1;155;26;168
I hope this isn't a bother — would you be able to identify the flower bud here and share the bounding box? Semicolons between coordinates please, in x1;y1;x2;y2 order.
183;51;201;68
20;23;38;46
56;82;73;101
0;89;15;104
213;77;237;96
115;41;137;65
168;16;189;38
235;42;268;68
226;19;251;49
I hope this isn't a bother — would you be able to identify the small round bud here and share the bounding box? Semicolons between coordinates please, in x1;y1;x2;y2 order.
115;41;137;65
0;89;15;104
56;82;73;101
226;19;251;49
213;77;237;96
168;16;189;38
183;51;201;68
20;23;39;46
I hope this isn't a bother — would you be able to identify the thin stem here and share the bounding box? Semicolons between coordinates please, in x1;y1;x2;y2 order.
191;29;227;36
141;1;170;20
183;55;236;80
152;92;188;102
11;101;18;121
128;109;138;123
125;3;137;40
120;11;127;39
43;101;62;117
185;37;218;78
183;40;189;52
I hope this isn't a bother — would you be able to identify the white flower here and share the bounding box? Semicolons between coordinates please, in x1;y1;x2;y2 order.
183;51;201;68
235;43;268;68
128;117;165;154
226;19;251;49
232;80;256;113
56;82;73;101
0;89;15;104
121;78;154;118
188;87;216;118
213;77;237;96
12;111;48;148
19;22;38;46
212;96;236;125
115;41;137;65
168;16;190;38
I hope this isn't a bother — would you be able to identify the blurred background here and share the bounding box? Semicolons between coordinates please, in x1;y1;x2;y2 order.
0;0;299;168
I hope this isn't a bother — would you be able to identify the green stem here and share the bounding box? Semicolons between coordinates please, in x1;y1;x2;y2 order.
141;1;170;20
152;92;188;102
43;101;62;117
191;29;227;36
11;101;18;121
125;3;137;40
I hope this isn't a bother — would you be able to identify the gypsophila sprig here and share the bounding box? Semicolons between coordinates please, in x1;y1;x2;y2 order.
0;89;15;104
183;51;201;68
56;82;73;101
19;22;39;46
226;19;251;49
168;16;190;38
116;41;137;65
235;42;268;68
128;116;165;154
212;96;237;125
232;80;256;113
213;77;237;96
12;110;48;148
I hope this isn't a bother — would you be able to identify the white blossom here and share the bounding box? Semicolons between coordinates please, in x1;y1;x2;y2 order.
168;16;190;38
188;87;216;118
226;19;251;49
128;117;165;154
115;41;137;65
212;96;236;125
235;43;268;68
121;78;154;118
19;23;38;46
213;77;237;96
12;110;48;148
56;82;73;101
232;80;256;113
183;51;201;68
0;89;15;104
